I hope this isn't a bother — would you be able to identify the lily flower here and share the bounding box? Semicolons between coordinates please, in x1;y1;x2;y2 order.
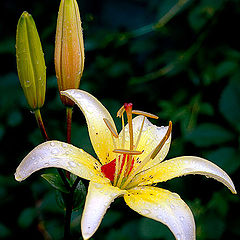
15;89;236;240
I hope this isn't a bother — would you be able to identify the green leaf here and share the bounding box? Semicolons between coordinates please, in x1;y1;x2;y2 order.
139;217;174;239
71;176;86;211
0;223;11;238
206;147;240;174
185;123;234;147
41;173;69;193
18;207;37;228
219;80;240;131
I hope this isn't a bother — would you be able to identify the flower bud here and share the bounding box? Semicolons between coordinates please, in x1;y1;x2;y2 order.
55;0;85;106
16;11;46;110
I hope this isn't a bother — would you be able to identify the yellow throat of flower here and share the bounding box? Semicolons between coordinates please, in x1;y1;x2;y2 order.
100;103;172;190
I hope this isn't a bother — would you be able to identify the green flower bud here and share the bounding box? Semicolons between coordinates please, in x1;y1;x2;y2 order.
55;0;85;107
16;11;46;110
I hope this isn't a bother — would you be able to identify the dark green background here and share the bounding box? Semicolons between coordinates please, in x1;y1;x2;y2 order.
0;0;239;239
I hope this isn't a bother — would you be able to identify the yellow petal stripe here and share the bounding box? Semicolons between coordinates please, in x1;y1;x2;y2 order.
15;140;107;184
61;89;118;164
81;181;126;240
128;156;237;194
124;186;195;240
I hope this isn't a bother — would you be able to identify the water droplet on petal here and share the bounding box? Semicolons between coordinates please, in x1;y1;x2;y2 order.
170;204;175;209
62;143;68;148
94;183;103;189
68;161;77;168
141;209;151;215
51;149;59;154
50;142;55;147
176;233;182;240
179;216;184;222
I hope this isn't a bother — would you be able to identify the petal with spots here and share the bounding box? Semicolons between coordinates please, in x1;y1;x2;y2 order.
124;186;195;240
81;181;126;240
128;156;237;194
61;89;118;164
15;140;107;184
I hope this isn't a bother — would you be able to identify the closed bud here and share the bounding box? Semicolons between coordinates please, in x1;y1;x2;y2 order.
55;0;85;106
16;11;46;110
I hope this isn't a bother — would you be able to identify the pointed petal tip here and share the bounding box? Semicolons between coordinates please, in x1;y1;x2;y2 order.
14;172;22;182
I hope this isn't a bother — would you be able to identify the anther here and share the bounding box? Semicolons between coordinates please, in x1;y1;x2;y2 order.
132;110;159;119
113;149;143;155
150;121;172;160
103;118;119;138
124;103;134;150
117;105;125;118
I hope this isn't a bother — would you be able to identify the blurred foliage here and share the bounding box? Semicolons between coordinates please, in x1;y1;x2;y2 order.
0;0;239;239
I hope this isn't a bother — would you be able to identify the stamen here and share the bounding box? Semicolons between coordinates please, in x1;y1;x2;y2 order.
117;105;125;118
121;121;172;189
150;121;172;160
113;149;143;155
132;110;159;119
121;114;125;149
103;118;119;138
124;103;134;150
116;154;128;188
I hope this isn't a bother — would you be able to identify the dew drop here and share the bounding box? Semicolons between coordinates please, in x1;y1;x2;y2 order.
50;142;55;147
44;162;50;167
141;209;151;215
51;149;59;154
68;161;77;168
176;233;182;240
94;183;103;189
62;143;68;148
170;204;175;209
179;216;184;222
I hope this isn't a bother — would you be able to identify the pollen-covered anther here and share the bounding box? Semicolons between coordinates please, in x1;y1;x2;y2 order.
103;118;119;138
113;149;143;155
116;105;125;118
132;110;159;119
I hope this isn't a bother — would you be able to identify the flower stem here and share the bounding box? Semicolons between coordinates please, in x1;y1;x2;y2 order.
34;109;49;141
64;106;75;240
66;107;73;144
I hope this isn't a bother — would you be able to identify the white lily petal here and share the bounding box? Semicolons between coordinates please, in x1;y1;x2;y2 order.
118;116;171;171
61;89;117;164
124;186;195;240
81;181;126;239
130;156;236;194
15;140;107;184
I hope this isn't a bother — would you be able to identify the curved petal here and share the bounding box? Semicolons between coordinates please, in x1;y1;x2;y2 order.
124;186;195;240
61;89;117;164
128;156;237;194
118;116;171;171
81;181;126;240
15;140;108;184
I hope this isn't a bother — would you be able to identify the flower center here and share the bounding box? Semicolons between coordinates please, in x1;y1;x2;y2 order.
100;102;172;189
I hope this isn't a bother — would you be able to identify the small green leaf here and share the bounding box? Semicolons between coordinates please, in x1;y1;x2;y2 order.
139;217;174;239
219;80;240;131
70;175;86;211
18;207;37;228
41;173;69;193
206;147;240;174
185;123;234;147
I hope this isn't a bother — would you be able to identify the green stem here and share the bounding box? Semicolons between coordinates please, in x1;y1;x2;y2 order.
66;107;73;144
34;109;49;141
64;106;74;240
